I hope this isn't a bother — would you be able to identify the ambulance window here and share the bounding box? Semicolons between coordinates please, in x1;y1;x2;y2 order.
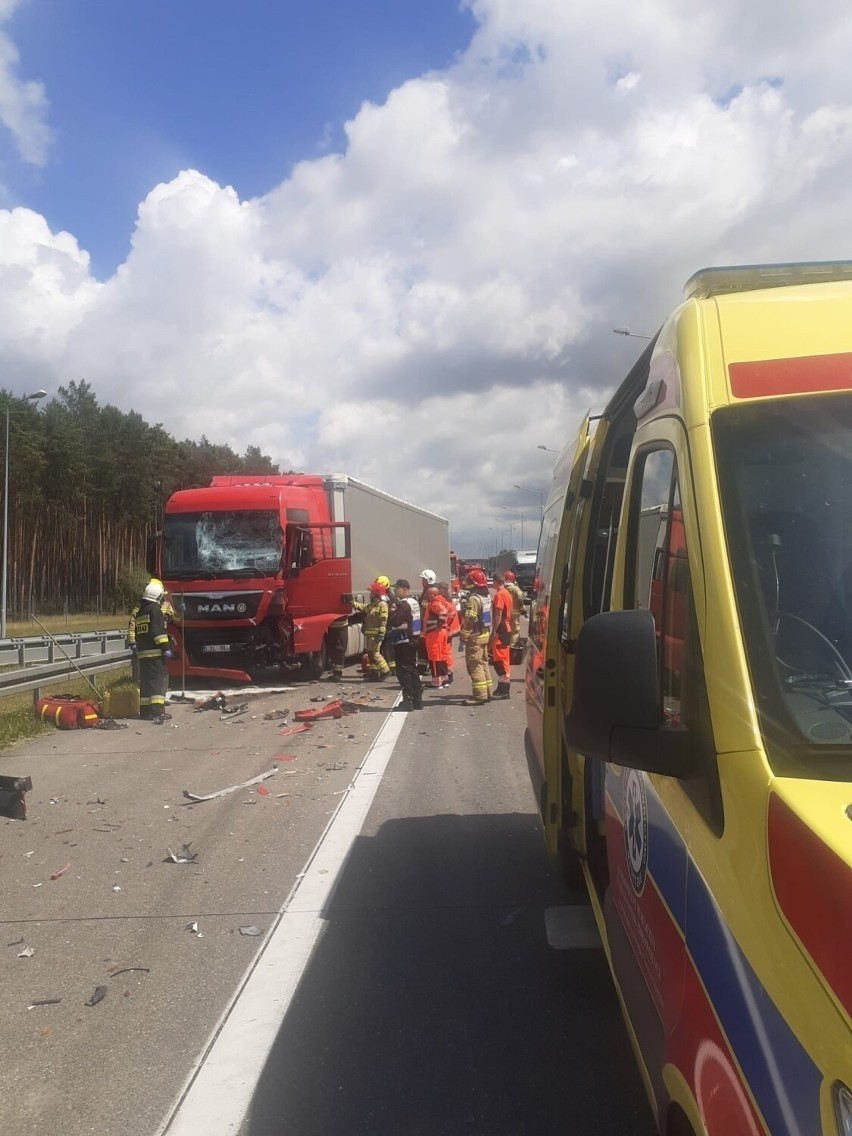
628;448;689;726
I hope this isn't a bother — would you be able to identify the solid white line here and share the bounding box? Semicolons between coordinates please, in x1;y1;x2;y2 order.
156;699;407;1136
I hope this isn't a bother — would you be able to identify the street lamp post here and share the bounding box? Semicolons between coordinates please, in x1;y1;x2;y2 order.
613;327;653;340
2;390;47;638
536;444;560;453
513;484;545;523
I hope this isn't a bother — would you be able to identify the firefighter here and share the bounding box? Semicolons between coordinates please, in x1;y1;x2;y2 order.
490;571;513;699
387;579;423;710
135;579;173;722
423;585;450;687
352;582;390;680
418;568;437;607
460;569;492;705
503;569;526;646
128;579;180;680
437;581;458;685
374;574;396;677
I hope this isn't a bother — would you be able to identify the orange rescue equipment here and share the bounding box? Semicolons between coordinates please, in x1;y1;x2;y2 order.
34;695;101;730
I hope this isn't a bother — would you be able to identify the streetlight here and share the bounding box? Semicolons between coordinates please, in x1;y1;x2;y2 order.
613;327;653;340
513;484;545;523
3;390;47;638
537;444;560;453
499;507;515;548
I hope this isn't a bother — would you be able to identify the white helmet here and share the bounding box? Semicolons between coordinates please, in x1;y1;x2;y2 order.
420;568;437;586
143;579;165;603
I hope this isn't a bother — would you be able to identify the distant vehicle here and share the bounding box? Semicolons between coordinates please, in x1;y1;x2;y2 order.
149;474;449;682
496;548;538;596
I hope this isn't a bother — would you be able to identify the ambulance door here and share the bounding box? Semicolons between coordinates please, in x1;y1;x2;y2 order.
525;417;590;853
603;443;691;1116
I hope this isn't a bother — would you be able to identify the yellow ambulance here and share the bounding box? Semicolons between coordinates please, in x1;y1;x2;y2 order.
525;262;852;1136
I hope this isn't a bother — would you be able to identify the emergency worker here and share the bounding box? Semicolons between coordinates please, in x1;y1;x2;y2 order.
460;569;492;705
418;568;437;607
423;585;450;687
352;582;390;679
135;579;173;722
437;581;458;685
128;580;180;679
375;574;396;677
490;571;513;699
503;570;526;646
388;579;423;710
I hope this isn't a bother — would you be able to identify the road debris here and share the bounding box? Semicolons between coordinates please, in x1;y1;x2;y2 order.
295;699;361;722
263;709;290;721
239;926;264;937
195;692;227;711
182;768;277;802
0;773;32;820
165;843;198;864
50;863;70;881
278;723;312;736
107;967;151;978
112;886;122;892
85;985;107;1007
97;718;128;730
28;998;61;1009
274;754;298;763
7;937;24;947
220;703;248;717
17;945;34;959
186;921;200;934
256;785;270;796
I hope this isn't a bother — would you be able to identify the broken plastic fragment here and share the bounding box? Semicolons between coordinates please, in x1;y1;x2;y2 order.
165;843;198;864
182;768;277;802
239;926;264;937
50;862;70;881
256;785;270;797
85;985;107;1007
28;998;61;1009
17;945;34;959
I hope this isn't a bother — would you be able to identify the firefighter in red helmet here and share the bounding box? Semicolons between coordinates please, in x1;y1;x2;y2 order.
460;569;492;704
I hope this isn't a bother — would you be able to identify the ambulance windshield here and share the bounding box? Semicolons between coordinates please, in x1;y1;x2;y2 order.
714;393;852;774
162;510;282;578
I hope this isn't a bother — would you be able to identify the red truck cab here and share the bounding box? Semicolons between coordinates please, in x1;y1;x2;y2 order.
152;475;352;682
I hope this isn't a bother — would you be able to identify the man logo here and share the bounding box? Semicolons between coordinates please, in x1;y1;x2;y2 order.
622;769;648;895
237;602;247;613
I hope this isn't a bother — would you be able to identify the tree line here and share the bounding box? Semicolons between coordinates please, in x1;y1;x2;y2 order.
2;381;280;616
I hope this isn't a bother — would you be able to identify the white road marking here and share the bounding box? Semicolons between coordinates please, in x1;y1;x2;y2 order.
156;697;406;1136
544;905;602;950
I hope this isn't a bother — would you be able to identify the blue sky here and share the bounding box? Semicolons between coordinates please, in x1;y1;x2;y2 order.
0;0;849;554
6;0;475;276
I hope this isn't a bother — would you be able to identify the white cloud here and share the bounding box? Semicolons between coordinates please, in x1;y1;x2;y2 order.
3;1;852;550
0;2;51;165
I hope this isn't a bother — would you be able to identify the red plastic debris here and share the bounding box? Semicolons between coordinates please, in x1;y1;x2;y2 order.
278;724;312;736
294;701;345;722
50;863;70;881
256;785;270;796
273;754;298;763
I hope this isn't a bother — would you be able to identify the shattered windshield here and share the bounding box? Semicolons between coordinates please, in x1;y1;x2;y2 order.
713;393;852;776
162;510;282;578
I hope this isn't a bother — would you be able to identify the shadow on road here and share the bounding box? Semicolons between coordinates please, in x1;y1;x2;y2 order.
242;811;655;1136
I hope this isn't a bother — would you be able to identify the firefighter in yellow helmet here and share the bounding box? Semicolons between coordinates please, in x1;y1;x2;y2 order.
127;578;180;680
374;574;396;676
350;581;391;679
134;579;172;722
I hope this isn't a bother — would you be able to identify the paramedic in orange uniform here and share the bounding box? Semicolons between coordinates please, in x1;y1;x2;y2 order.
437;581;459;686
423;585;450;686
490;571;513;699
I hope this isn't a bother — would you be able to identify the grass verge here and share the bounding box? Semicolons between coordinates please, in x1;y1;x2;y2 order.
0;667;134;752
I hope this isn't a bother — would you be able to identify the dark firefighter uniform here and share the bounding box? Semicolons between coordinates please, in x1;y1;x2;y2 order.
135;598;171;719
388;580;422;710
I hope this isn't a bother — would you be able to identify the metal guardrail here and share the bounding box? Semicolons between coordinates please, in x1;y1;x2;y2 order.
0;630;131;702
0;649;133;702
0;628;127;668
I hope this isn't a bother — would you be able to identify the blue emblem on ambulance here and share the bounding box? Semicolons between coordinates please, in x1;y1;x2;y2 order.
623;769;648;895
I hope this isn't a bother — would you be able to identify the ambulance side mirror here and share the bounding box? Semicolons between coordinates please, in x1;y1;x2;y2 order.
565;609;700;779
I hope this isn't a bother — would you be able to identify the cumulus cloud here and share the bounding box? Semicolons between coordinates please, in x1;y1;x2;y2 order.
2;1;852;551
0;1;51;165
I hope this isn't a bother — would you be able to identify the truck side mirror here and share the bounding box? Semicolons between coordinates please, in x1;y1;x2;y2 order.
564;609;700;779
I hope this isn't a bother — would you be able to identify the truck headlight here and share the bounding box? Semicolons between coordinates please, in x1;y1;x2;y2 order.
834;1083;852;1136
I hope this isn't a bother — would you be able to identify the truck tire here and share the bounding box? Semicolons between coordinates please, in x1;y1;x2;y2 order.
299;641;328;681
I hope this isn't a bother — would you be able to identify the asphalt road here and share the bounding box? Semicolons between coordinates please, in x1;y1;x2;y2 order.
0;666;655;1136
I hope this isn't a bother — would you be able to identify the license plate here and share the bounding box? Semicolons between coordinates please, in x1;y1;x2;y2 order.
202;644;232;653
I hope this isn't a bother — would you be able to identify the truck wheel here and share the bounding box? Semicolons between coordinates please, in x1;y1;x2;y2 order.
300;642;328;681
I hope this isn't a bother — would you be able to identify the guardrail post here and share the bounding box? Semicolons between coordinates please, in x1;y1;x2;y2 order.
16;639;24;667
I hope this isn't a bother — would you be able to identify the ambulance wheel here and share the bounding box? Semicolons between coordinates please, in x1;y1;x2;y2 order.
300;642;328;681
